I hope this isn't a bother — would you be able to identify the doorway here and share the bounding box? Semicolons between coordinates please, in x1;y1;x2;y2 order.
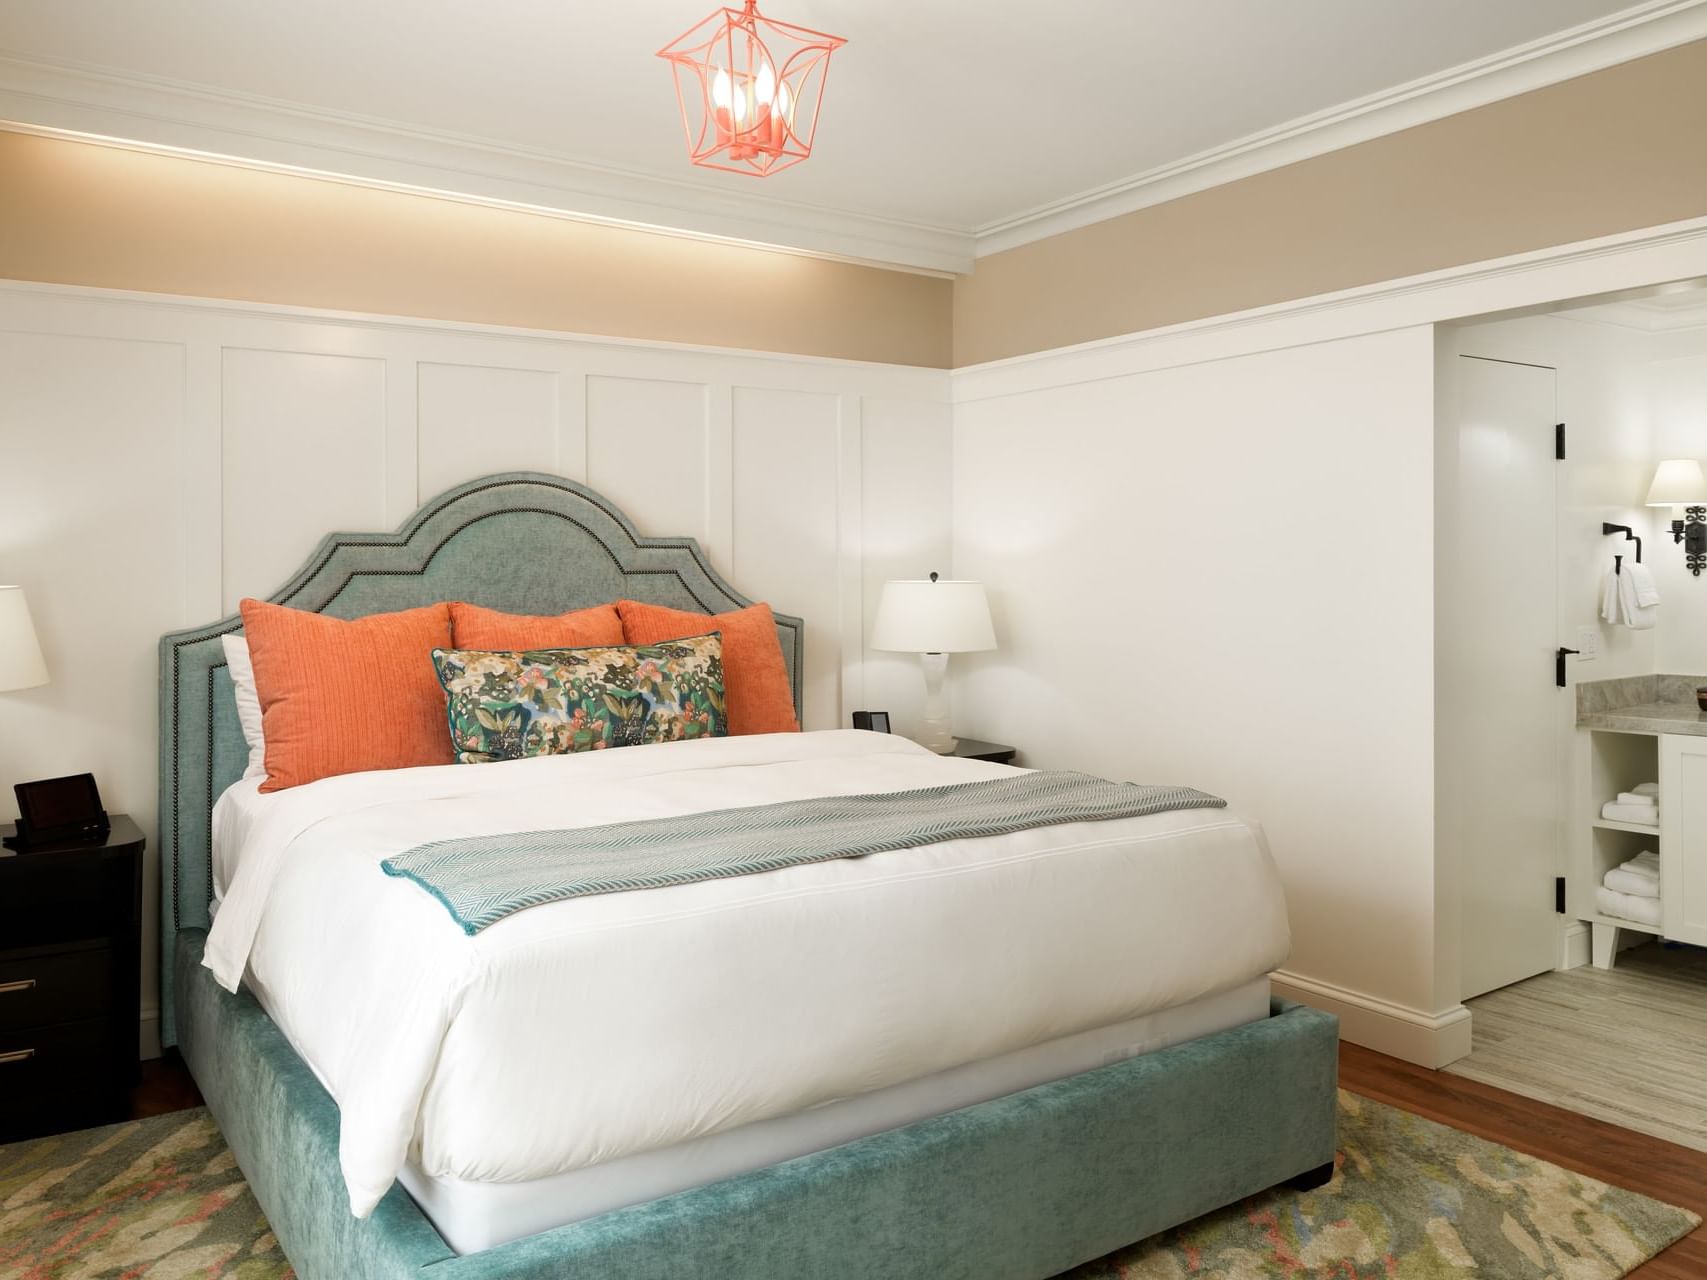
1450;354;1563;1000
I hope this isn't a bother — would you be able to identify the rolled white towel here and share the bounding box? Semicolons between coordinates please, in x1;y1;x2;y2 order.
1617;791;1658;807
1620;850;1660;880
1597;885;1662;928
1633;782;1660;797
1602;801;1660;826
1604;867;1660;898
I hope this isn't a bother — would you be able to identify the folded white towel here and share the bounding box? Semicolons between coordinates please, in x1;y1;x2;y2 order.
1627;561;1661;608
1633;782;1660;797
1597;885;1662;927
1603;800;1660;826
1620;851;1661;880
1605;867;1661;898
1617;791;1657;807
1617;566;1659;630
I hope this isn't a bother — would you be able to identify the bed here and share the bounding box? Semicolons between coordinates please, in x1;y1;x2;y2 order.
158;471;1338;1280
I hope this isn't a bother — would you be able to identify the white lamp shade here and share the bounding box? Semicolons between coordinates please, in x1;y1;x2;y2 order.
1646;459;1707;507
0;586;47;693
870;578;995;654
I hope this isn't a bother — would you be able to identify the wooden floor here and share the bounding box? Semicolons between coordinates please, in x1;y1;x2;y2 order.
1342;1041;1707;1278
128;1043;1703;1275
1444;941;1707;1153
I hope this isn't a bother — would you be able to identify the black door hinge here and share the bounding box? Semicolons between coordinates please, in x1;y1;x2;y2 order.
1556;876;1567;914
1556;422;1567;460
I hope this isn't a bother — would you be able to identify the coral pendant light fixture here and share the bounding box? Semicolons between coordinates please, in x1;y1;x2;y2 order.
658;0;846;177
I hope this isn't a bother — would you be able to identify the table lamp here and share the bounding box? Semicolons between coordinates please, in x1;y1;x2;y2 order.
871;572;995;753
0;587;47;696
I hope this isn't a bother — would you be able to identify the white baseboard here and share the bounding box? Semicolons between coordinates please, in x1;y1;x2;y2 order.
1272;970;1472;1068
140;1009;162;1061
1559;921;1591;971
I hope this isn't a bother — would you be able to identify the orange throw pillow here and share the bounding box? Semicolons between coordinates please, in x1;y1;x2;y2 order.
450;601;624;650
616;600;799;736
239;598;455;792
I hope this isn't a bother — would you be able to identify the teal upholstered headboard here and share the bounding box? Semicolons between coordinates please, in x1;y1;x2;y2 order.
156;471;803;1045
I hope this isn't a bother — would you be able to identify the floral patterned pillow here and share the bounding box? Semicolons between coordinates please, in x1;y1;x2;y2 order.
431;633;727;763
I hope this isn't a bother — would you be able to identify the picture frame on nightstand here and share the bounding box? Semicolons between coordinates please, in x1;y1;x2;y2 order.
852;711;892;734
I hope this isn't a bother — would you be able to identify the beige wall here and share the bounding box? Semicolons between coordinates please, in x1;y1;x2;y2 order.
7;38;1707;371
0;130;953;368
953;39;1707;366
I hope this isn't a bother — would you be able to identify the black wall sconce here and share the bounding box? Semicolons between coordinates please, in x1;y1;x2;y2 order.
1646;460;1707;578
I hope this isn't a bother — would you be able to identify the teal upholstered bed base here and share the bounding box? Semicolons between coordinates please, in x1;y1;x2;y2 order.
176;930;1338;1280
161;472;1338;1278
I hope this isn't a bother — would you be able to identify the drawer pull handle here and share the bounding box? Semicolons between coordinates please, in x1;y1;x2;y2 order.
0;1048;35;1064
0;979;36;995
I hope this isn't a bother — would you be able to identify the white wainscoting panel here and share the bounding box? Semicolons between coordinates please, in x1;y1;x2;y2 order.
731;385;844;729
0;330;189;1059
417;362;560;500
220;347;389;609
0;280;950;1056
586;375;713;557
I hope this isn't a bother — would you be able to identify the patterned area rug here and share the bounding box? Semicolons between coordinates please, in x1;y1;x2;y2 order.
0;1091;1695;1279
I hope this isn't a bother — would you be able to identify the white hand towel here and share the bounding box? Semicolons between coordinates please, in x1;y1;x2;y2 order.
1628;561;1661;608
1616;791;1657;807
1633;782;1660;797
1604;867;1661;898
1617;566;1658;630
1601;567;1623;626
1602;800;1660;825
1596;885;1662;927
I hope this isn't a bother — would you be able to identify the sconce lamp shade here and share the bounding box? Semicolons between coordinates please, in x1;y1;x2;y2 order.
1645;459;1707;507
871;578;996;654
0;586;47;693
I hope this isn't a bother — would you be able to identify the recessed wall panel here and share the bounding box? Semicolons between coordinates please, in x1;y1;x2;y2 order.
732;385;841;729
220;348;388;608
586;375;709;543
417;362;559;498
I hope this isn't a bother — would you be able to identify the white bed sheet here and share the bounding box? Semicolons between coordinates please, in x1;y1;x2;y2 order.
399;977;1271;1254
208;730;1290;1219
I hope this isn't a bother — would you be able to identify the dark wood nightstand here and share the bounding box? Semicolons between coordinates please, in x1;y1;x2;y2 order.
0;814;144;1141
951;738;1017;765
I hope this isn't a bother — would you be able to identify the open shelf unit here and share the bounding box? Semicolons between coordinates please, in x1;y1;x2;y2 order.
1573;729;1663;966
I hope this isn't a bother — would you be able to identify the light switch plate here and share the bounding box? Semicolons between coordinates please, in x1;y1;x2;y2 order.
1576;625;1601;661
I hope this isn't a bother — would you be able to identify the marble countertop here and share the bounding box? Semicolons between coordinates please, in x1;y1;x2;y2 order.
1577;674;1707;736
1578;702;1707;737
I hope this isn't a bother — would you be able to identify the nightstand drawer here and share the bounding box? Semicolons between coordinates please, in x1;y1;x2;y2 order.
0;1016;116;1084
0;1018;124;1142
0;946;114;1031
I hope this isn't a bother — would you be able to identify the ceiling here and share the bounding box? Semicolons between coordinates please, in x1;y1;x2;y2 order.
0;0;1702;271
1557;279;1707;330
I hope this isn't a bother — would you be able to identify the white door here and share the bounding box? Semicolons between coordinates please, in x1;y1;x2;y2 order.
1661;733;1707;946
1454;355;1562;1000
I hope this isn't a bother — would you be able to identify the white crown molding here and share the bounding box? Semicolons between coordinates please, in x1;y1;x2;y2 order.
974;0;1707;257
0;51;974;276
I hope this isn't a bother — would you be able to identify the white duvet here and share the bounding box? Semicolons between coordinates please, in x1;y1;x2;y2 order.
207;730;1290;1218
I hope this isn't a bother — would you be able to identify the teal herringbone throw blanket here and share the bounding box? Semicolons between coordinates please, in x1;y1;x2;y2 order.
381;771;1226;935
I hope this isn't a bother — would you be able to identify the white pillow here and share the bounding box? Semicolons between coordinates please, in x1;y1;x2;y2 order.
221;633;267;781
